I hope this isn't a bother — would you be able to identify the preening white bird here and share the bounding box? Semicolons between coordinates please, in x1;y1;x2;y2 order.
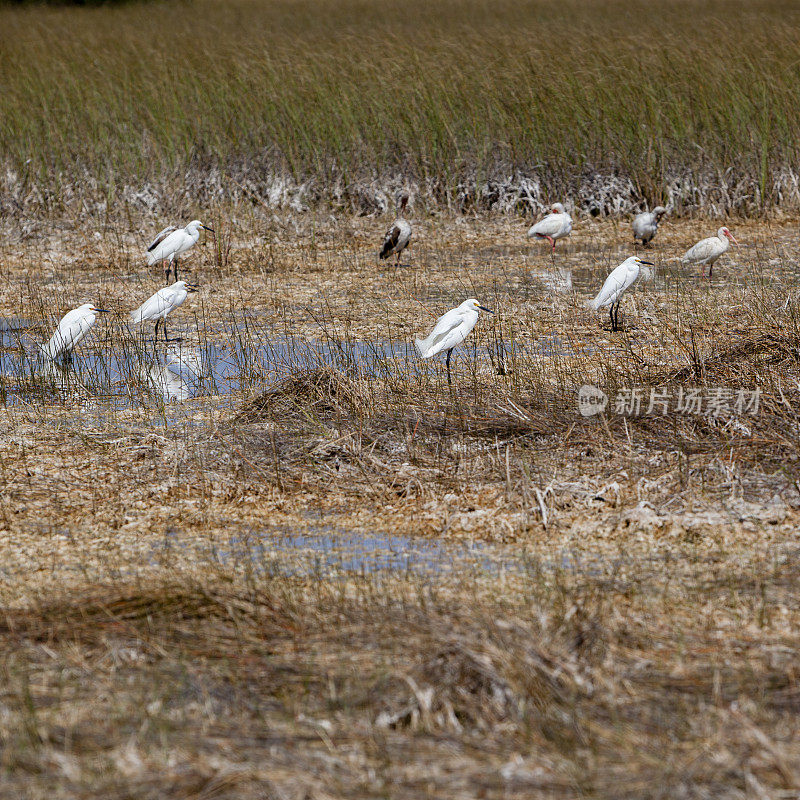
632;206;668;246
414;298;493;384
527;203;573;252
589;256;653;331
146;220;214;284
379;194;412;265
682;227;738;276
131;280;198;342
42;303;108;362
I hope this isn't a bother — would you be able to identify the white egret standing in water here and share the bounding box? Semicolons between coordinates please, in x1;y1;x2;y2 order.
589;256;653;331
146;220;214;284
42;303;108;363
414;299;493;384
131;281;198;342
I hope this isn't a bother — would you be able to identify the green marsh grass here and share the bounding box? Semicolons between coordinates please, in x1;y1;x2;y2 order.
3;0;800;215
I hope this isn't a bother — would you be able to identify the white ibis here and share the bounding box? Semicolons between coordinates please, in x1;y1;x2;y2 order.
146;220;213;285
632;206;668;246
131;280;198;342
379;194;412;265
682;227;738;276
527;202;573;252
42;303;109;362
589;256;653;331
414;299;493;385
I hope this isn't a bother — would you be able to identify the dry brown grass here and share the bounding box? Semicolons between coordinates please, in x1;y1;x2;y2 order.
1;213;800;796
2;558;800;798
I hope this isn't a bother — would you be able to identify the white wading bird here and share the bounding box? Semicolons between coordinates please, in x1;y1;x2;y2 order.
41;303;108;362
682;227;738;277
379;194;412;265
632;206;668;246
527;202;572;253
589;256;653;331
131;280;198;342
414;299;493;385
146;220;214;284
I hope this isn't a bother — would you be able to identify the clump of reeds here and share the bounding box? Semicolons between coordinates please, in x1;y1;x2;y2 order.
236;364;371;423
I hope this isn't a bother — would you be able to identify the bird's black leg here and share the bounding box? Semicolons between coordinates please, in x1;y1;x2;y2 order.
609;305;615;331
164;262;171;286
163;319;170;342
154;319;161;341
173;258;178;283
446;348;452;386
611;303;620;332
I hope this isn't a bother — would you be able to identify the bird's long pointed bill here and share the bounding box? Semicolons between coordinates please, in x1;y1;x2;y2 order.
202;226;215;233
479;306;494;313
638;261;655;266
94;308;110;313
728;234;739;246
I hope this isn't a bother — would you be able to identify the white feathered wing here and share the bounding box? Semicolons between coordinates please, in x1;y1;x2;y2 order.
43;306;97;359
590;260;641;310
131;285;184;324
415;308;474;359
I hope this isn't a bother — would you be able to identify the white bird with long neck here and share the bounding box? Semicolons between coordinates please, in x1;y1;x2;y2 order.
414;298;493;384
131;280;198;342
527;202;572;252
589;256;653;331
632;206;668;246
379;194;412;265
42;303;109;362
146;220;214;285
682;227;738;277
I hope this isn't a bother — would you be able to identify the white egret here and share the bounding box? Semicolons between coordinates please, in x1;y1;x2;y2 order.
131;280;198;342
527;202;572;252
146;220;214;284
379;194;412;265
682;227;738;277
414;298;493;384
589;256;653;331
41;303;108;363
632;206;668;246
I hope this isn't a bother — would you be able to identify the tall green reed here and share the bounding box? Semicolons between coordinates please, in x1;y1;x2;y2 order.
2;0;800;213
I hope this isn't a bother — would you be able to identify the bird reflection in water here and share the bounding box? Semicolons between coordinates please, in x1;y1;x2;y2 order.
145;344;204;402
